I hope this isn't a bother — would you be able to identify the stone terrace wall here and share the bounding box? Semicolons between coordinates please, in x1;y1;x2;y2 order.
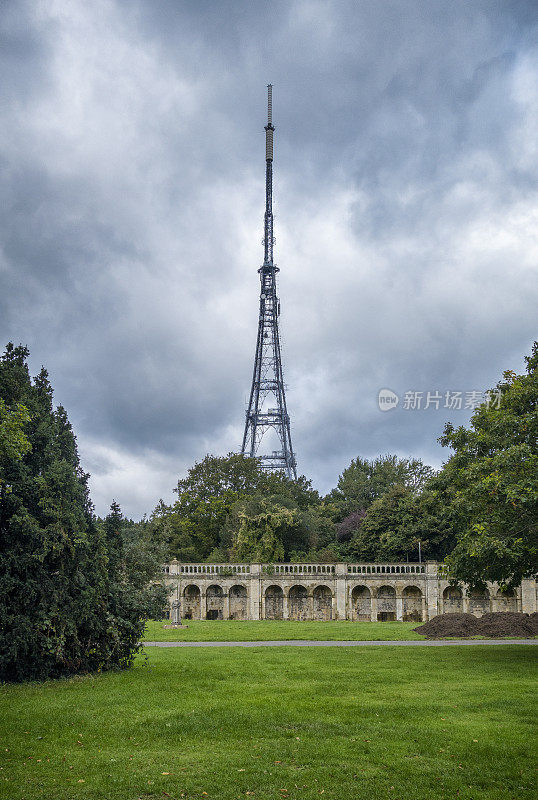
162;561;537;622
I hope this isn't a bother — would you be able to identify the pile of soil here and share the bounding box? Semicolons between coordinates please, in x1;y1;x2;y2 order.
414;611;538;639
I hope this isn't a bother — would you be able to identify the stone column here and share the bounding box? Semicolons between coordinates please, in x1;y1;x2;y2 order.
200;591;206;620
521;579;536;614
223;590;230;620
335;564;347;620
396;594;403;621
308;590;314;621
249;565;261;620
421;596;427;622
371;593;378;622
462;588;470;614
426;561;439;620
283;589;290;620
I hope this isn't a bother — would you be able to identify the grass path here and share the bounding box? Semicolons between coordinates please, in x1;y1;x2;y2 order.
1;645;536;800
144;619;424;641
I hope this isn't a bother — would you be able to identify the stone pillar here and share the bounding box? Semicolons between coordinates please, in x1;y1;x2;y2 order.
200;591;206;620
396;595;403;621
249;565;261;620
421;596;427;622
308;590;314;621
371;594;378;622
223;590;230;620
426;561;439;620
462;588;470;614
335;563;347;620
283;589;290;620
521;579;536;614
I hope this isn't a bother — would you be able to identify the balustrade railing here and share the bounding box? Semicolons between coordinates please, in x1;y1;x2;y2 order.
347;563;426;575
169;562;428;576
179;564;251;575
267;563;336;575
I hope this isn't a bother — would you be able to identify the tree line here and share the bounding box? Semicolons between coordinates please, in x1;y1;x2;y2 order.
148;343;537;589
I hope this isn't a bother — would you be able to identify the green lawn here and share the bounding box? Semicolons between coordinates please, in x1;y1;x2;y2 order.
144;619;424;641
1;646;536;800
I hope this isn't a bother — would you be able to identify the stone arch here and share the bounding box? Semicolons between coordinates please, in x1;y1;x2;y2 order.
206;584;224;620
229;584;248;620
442;586;463;614
313;585;333;620
182;584;201;620
351;585;371;621
377;585;396;621
288;584;309;621
402;585;423;622
265;585;284;620
495;587;517;612
469;587;490;617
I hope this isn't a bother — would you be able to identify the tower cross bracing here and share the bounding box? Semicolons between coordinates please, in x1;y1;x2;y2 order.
241;85;297;480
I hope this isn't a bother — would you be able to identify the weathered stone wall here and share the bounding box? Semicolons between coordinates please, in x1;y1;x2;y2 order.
164;562;537;622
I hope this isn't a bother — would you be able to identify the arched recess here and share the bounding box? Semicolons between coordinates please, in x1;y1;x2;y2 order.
377;585;396;621
288;585;309;621
442;586;463;614
229;584;248;620
206;584;224;620
351;585;371;621
469;588;489;617
402;586;423;622
265;585;284;620
183;584;201;620
313;585;333;620
495;588;517;612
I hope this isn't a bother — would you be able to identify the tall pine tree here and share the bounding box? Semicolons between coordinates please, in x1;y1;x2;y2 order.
0;344;167;682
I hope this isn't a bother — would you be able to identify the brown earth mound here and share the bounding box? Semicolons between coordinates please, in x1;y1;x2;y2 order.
414;611;538;639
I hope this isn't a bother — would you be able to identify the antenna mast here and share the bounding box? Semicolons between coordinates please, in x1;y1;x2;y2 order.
241;85;297;479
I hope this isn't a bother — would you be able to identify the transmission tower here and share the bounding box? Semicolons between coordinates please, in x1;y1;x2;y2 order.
241;85;297;480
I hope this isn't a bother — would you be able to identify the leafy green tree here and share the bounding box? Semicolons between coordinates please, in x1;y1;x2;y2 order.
440;343;538;587
347;484;458;562
329;454;435;519
153;453;321;561
231;503;289;562
224;490;327;562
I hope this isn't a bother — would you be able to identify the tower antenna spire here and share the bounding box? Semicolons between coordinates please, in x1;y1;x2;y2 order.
241;85;297;480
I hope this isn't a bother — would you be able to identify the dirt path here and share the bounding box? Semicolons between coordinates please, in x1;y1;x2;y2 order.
142;639;538;648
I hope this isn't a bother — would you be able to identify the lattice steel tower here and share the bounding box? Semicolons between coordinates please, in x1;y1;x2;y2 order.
241;85;297;480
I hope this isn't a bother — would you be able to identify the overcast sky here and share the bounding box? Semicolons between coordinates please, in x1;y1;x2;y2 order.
1;0;537;518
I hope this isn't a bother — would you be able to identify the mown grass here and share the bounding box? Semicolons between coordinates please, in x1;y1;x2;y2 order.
144;619;424;641
1;645;536;800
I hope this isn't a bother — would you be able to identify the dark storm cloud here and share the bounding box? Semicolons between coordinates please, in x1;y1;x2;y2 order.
1;0;537;516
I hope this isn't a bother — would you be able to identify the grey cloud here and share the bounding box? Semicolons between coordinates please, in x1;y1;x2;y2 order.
1;0;536;517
